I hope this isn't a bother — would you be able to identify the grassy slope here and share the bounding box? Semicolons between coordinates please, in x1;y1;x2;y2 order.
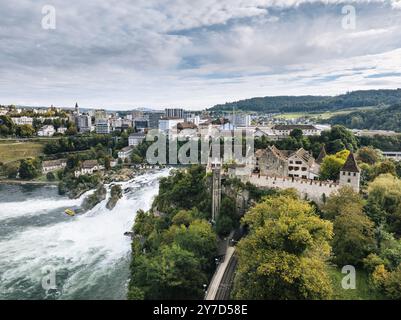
0;142;44;164
328;266;384;300
274;106;379;120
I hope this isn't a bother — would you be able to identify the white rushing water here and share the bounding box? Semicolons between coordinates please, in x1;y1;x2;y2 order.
0;169;170;300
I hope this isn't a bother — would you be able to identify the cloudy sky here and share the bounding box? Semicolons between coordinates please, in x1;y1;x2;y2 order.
1;0;401;110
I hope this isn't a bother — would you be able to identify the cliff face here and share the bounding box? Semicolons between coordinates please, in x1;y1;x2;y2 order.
82;184;107;211
106;185;123;210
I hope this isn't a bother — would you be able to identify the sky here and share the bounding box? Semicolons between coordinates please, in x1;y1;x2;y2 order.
1;0;401;110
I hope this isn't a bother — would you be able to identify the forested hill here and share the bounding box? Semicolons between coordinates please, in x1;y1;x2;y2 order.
209;89;401;113
326;103;401;132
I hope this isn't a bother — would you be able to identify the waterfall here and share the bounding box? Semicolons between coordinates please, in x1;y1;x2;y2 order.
0;169;170;300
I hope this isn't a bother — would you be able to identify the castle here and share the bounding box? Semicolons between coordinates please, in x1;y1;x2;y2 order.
209;145;361;204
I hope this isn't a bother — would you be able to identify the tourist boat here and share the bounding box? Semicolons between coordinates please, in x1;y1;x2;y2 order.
64;209;75;217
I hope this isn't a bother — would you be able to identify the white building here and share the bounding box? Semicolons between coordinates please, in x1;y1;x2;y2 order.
57;127;67;134
226;114;251;127
382;151;401;162
159;118;184;133
42;159;67;174
272;124;320;136
74;160;102;177
11;116;33;126
95;119;110;134
118;146;133;160
38;125;56;137
129;133;146;146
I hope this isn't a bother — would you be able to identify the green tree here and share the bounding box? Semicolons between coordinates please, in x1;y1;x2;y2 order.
290;128;303;140
357;146;382;165
367;174;401;235
332;211;375;266
16;124;35;137
19;158;39;179
233;195;333;299
322;186;364;220
46;172;56;181
319;149;350;181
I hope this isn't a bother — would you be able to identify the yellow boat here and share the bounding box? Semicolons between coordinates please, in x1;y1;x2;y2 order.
65;209;75;217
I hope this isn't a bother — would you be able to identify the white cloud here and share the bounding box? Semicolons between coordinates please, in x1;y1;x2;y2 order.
0;0;400;109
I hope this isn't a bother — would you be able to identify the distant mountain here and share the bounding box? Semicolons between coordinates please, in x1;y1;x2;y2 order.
325;103;401;132
209;89;401;113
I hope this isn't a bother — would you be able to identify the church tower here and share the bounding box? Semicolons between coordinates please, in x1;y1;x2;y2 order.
339;152;361;193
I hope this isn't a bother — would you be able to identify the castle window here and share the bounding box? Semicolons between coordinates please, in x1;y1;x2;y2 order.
290;161;293;164
347;179;351;183
301;167;307;171
296;161;302;165
353;173;356;176
302;175;307;179
289;166;294;170
343;172;346;175
348;172;351;176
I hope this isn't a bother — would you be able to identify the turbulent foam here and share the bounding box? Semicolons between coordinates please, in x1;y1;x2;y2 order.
0;169;170;299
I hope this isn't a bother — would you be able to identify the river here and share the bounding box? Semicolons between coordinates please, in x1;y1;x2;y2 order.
0;169;170;300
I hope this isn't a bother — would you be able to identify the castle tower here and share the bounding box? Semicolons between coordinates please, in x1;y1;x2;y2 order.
339;152;360;193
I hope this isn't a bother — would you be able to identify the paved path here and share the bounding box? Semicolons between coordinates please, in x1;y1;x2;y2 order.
205;246;236;300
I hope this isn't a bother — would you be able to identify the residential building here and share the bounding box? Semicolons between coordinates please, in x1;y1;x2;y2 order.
129;133;146;147
382;151;401;162
11;116;33;126
95;119;110;134
226;113;251;127
159;118;184;133
37;125;56;137
118;146;133;160
134;119;149;132
75;114;92;133
74;160;102;177
272;124;320;136
42;159;67;174
165;108;185;119
57;127;67;134
148;112;164;129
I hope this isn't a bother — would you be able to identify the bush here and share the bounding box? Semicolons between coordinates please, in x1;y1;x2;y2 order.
46;172;56;181
215;214;233;236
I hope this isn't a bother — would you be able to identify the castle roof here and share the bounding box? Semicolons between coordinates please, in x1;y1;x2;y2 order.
341;152;360;173
316;145;327;164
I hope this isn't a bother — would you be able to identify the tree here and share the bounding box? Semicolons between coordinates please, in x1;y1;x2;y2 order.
172;210;194;227
16;124;35;137
19;158;39;179
233;195;333;299
332;211;376;266
357;146;382;165
372;160;397;178
367;174;401;235
290;128;303;140
129;244;207;299
46;172;56;181
215;214;234;236
319;150;350;181
322;186;364;220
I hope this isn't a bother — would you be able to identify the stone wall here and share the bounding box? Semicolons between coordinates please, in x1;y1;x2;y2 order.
240;174;341;204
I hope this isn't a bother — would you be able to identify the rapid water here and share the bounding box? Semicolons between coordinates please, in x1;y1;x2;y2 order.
0;169;170;300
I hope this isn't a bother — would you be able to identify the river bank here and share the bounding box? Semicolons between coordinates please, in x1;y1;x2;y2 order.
0;178;59;185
